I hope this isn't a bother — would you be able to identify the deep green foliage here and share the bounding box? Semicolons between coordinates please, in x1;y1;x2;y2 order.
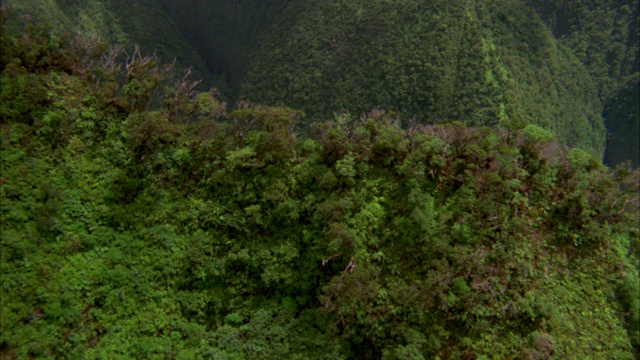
1;9;639;360
154;0;291;97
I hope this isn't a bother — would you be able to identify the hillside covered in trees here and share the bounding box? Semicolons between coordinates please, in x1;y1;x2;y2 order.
1;2;639;359
156;0;639;167
2;0;639;166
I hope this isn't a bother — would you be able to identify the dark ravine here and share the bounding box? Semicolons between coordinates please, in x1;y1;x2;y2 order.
604;75;640;168
155;0;291;100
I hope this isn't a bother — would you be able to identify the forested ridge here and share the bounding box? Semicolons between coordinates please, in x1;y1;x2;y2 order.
1;2;639;360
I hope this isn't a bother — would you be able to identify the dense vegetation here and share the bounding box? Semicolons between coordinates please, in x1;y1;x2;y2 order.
1;11;639;359
155;0;290;96
238;0;639;164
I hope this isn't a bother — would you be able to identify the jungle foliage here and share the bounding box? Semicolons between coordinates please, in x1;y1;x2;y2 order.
1;13;639;359
154;0;291;98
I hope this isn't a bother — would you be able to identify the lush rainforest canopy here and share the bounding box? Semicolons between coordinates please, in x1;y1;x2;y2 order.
0;1;639;359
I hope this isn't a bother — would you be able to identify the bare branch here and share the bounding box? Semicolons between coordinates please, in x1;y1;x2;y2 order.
321;253;342;267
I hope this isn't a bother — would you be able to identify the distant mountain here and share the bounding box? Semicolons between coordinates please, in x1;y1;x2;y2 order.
235;0;637;161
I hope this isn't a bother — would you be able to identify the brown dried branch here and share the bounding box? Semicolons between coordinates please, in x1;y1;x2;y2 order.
124;45;158;78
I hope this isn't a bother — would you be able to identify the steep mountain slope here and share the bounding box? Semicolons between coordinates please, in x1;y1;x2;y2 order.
604;74;640;168
239;0;607;158
5;0;638;164
151;0;638;166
